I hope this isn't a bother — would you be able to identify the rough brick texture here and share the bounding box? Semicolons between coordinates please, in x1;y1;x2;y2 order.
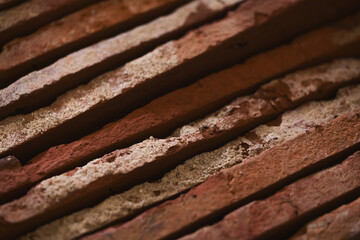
0;0;195;86
0;0;243;115
0;60;359;239
181;151;360;240
82;112;360;240
0;0;359;159
20;84;360;240
0;0;100;45
2;12;360;204
290;197;360;240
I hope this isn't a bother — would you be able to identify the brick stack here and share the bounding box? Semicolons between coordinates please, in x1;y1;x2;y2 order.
0;0;360;239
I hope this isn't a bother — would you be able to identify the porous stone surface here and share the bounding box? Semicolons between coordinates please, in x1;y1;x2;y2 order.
290;196;360;240
3;11;360;202
20;84;360;240
0;0;356;159
181;151;360;240
0;0;185;74
0;0;99;44
0;59;359;238
0;0;232;87
0;0;245;117
82;112;360;240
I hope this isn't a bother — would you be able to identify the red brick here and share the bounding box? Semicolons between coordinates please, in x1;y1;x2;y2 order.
82;112;360;240
2;12;360;204
0;0;358;144
0;0;100;45
290;196;360;240
0;0;190;86
181;151;360;240
0;60;359;239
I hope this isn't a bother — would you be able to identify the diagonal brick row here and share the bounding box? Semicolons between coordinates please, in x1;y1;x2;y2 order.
290;196;360;240
0;0;358;150
2;0;353;120
2;12;360;204
180;151;360;240
20;84;360;240
0;0;190;86
82;111;360;240
0;59;359;239
0;0;101;46
0;0;245;114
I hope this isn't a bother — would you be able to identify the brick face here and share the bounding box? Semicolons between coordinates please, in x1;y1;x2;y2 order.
2;12;360;204
0;0;194;86
1;0;359;162
0;0;101;45
20;84;360;240
181;151;360;240
81;112;360;240
1;1;360;239
290;196;360;240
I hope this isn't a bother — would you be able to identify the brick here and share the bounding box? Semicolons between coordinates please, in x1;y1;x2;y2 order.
80;112;360;240
0;0;196;86
2;12;360;204
0;59;359;239
0;0;359;153
290;197;360;240
20;84;360;240
0;0;101;45
0;0;244;104
181;151;360;240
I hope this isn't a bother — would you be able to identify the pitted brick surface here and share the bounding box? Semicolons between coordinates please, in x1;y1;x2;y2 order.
0;0;184;71
1;0;357;158
2;13;360;204
0;0;245;117
82;111;360;240
181;151;360;240
290;197;360;240
0;60;359;238
0;0;229;86
20;84;360;240
0;0;100;45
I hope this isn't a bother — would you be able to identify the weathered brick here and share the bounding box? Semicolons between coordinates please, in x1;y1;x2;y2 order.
0;60;359;239
0;0;202;86
81;112;360;240
181;151;360;240
0;0;358;154
290;197;360;240
2;12;360;204
20;84;360;240
0;0;100;45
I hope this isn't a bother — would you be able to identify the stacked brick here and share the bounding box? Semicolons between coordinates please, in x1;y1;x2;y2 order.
0;0;360;239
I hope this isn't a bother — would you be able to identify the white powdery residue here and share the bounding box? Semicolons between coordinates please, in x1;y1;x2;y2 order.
122;41;179;82
20;84;360;240
280;59;360;101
